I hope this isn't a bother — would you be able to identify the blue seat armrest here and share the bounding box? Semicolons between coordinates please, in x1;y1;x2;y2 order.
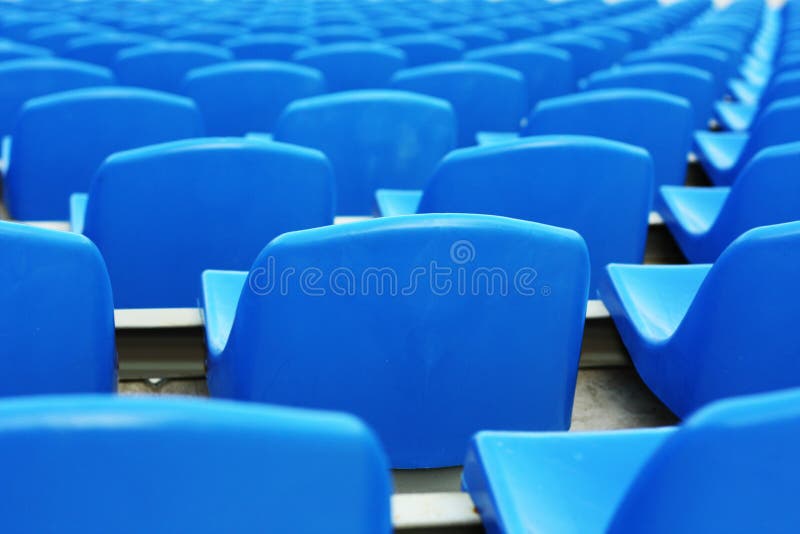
475;131;520;146
201;270;248;360
463;428;675;534
374;189;422;217
69;193;89;234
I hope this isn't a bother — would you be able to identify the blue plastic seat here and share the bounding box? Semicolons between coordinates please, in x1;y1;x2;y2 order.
72;137;333;309
585;63;716;130
222;33;317;61
375;136;652;296
622;45;733;97
574;26;632;63
5;87;203;221
25;21;111;53
0;57;113;138
0;395;391;533
0;222;114;395
372;18;430;37
182;61;325;136
694;96;800;185
304;25;378;44
517;89;693;192
0;39;51;62
438;25;506;50
273;90;455;215
203;214;590;468
292;42;405;92
716;70;800;131
114;41;233;93
464;43;575;107
163;23;242;45
600;221;800;417
464;387;800;534
660;142;800;262
62;32;155;67
390;61;526;147
538;33;610;79
382;33;464;67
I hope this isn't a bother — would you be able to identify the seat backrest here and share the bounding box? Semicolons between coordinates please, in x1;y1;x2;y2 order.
390;61;527;146
0;39;51;62
714;142;800;250
671;222;800;413
743;96;800;169
63;32;154;67
5;87;203;220
585;62;715;129
609;388;800;533
524;88;693;189
183;60;325;136
539;33;609;78
0;222;114;395
465;43;574;107
163;22;241;44
418;135;653;296
114;41;232;93
0;57;113;137
292;42;406;92
0;395;391;533
382;32;464;67
273;89;455;215
304;24;378;44
438;24;506;49
224;214;590;467
222;32;317;61
622;44;732;96
26;21;111;53
84;138;334;308
761;70;800;111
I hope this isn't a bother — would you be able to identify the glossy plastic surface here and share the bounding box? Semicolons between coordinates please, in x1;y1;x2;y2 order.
204;214;590;468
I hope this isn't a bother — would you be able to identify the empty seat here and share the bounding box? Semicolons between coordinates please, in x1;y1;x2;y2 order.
382;33;464;67
292;42;405;92
0;39;51;62
0;395;391;533
600;221;800;417
0;222;114;395
5;87;203;220
375;136;653;295
62;32;155;68
372;17;430;37
273;90;455;215
163;23;242;45
183;61;325;136
390;61;526;146
115;41;233;93
25;21;111;53
715;70;800;131
0;58;113;137
438;25;506;50
694;96;800;185
464;387;800;534
71;138;333;308
222;33;317;61
203;214;590;467
510;89;693;192
539;33;610;79
585;63;716;129
304;25;378;44
464;43;575;107
622;44;733;97
660;142;800;262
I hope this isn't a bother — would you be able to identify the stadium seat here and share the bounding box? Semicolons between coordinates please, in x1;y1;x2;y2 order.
183;61;325;136
0;58;114;137
382;33;464;67
715;70;800;131
438;25;506;50
71;138;334;308
114;40;233;93
0;39;51;62
694;96;800;185
538;33;610;79
464;387;800;534
4;87;203;220
600;221;800;417
585;63;716;130
203;214;590;468
222;33;317;61
292;42;405;92
62;32;155;67
273;90;455;215
0;222;114;395
0;395;391;533
390;61;527;147
304;24;378;44
162;23;242;45
660;142;800;262
375;136;653;296
464;43;575;107
25;21;112;53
